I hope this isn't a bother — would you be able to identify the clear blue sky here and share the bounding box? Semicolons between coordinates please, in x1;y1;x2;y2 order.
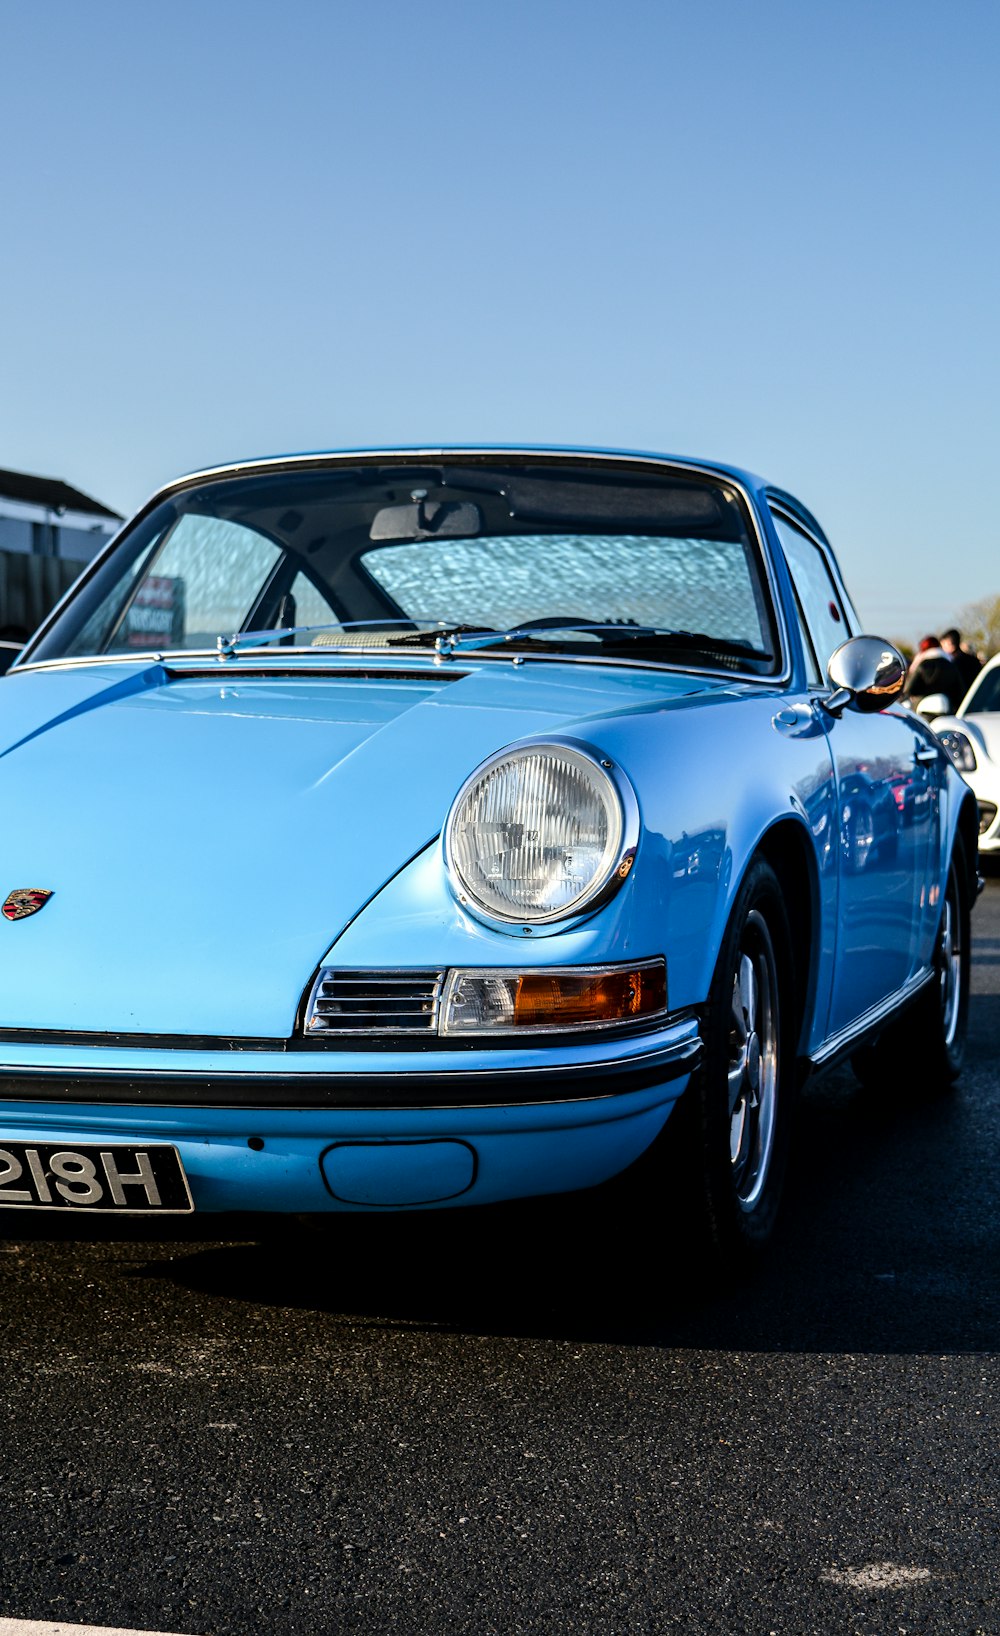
2;0;997;640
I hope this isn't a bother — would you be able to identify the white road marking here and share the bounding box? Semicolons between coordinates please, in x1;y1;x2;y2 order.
0;1621;197;1636
821;1562;933;1590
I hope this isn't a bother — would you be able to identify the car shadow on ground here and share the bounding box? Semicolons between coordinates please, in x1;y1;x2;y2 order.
141;1022;1000;1354
9;996;999;1357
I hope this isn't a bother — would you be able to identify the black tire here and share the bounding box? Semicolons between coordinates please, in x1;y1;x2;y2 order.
853;838;970;1090
664;856;796;1273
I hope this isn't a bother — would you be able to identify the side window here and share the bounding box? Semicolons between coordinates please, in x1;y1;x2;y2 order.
772;514;849;679
106;515;283;652
286;570;341;632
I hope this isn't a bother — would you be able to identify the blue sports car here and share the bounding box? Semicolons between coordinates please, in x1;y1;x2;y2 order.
0;448;978;1269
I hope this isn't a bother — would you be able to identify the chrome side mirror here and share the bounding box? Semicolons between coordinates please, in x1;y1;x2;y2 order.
915;692;951;721
823;636;906;717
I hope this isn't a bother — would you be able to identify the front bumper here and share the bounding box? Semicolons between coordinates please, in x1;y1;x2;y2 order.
0;1018;700;1212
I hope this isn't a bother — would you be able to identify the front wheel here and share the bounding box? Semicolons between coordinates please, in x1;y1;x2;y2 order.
666;857;796;1273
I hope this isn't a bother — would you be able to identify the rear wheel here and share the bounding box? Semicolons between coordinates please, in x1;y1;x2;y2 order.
932;856;969;1075
852;839;970;1090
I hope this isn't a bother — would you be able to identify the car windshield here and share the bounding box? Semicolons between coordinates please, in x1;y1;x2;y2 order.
25;460;779;673
964;666;1000;714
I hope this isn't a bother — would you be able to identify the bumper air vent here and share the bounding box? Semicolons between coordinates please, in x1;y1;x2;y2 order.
305;969;445;1035
978;802;998;836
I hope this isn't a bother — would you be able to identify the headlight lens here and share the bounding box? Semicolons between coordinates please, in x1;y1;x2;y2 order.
937;729;978;772
445;743;630;923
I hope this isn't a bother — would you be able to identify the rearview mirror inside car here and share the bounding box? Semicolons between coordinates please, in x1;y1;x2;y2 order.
369;500;482;541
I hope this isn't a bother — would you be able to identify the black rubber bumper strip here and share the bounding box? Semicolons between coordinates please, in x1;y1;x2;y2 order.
0;1037;702;1110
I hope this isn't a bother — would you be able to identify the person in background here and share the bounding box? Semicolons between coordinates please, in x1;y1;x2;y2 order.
903;635;964;714
940;628;982;699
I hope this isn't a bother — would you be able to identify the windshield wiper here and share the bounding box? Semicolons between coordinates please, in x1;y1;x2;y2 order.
385;624;498;651
601;627;772;662
211;619;769;666
212;620;489;659
435;623;772;662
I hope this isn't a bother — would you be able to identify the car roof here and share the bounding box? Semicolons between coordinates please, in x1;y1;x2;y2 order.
161;445;834;549
165;444;770;499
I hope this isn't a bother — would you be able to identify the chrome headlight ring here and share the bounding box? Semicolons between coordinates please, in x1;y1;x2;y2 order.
443;736;641;932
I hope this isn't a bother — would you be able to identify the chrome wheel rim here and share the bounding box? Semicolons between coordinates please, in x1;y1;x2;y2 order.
727;909;779;1210
939;872;962;1049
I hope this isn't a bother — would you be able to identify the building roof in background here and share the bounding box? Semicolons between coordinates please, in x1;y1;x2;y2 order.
0;466;122;520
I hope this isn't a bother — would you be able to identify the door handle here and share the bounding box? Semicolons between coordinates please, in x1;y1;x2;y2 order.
914;745;939;765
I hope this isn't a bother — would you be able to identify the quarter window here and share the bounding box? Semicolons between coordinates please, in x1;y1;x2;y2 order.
285;570;341;632
772;514;850;678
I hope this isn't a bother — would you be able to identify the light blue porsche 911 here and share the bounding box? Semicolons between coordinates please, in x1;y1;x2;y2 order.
0;448;979;1269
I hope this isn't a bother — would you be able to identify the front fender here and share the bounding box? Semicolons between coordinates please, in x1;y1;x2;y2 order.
325;689;838;1040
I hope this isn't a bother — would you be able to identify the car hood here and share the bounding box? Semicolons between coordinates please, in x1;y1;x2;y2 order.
0;658;723;1036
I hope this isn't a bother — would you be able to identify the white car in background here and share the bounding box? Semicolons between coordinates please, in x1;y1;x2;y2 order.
920;653;1000;854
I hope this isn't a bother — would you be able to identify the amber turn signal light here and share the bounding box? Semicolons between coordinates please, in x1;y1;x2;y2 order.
441;960;667;1034
512;965;665;1026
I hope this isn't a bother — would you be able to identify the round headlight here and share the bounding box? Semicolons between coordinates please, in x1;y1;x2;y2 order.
444;742;633;924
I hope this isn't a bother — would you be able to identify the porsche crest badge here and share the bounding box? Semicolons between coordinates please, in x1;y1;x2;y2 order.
2;889;53;921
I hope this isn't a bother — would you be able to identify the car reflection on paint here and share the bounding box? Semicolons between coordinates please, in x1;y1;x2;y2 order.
887;768;931;828
671;827;726;880
840;769;900;871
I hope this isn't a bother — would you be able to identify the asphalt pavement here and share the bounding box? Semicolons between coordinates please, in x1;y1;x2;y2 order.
1;882;998;1634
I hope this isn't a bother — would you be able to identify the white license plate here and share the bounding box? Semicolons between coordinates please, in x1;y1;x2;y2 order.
0;1141;194;1213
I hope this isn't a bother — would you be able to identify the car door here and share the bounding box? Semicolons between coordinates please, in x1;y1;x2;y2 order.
771;510;941;1040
